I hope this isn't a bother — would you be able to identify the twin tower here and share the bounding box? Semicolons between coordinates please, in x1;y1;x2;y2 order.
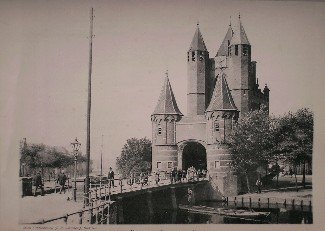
151;16;269;196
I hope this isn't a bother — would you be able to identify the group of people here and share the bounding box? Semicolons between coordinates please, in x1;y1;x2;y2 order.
170;168;186;183
31;166;211;196
32;170;68;196
186;166;207;181
169;166;208;184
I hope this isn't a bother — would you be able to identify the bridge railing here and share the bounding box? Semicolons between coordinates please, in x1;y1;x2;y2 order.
23;172;209;225
26;197;113;225
87;172;209;204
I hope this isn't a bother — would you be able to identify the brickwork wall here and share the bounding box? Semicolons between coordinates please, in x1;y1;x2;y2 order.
176;119;206;143
152;145;178;172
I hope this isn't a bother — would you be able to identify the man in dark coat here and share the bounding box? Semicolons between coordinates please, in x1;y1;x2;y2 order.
256;178;262;194
108;167;115;187
57;170;67;194
171;167;177;184
33;171;44;196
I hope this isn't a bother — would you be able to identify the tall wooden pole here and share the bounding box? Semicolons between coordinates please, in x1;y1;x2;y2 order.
85;7;94;205
100;134;103;187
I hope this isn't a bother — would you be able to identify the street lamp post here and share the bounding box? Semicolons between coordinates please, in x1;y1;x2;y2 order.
71;137;81;202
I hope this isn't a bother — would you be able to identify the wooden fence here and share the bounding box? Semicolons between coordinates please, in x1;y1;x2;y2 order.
225;196;312;212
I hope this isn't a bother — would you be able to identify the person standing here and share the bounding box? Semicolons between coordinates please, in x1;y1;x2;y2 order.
33;171;44;196
187;187;194;205
171;167;177;184
155;171;160;185
108;167;115;187
57;170;67;194
256;178;262;194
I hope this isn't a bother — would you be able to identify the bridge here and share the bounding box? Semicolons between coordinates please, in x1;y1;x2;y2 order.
20;174;313;225
21;174;211;225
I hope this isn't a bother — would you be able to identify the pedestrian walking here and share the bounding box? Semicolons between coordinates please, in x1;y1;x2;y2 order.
33;171;44;196
57;170;67;194
108;167;115;188
128;172;134;187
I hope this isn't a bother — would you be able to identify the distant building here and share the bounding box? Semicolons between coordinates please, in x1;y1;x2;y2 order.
151;16;269;196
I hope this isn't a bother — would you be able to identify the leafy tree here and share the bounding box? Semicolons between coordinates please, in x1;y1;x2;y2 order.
275;108;313;189
228;106;278;192
116;137;152;178
20;142;87;175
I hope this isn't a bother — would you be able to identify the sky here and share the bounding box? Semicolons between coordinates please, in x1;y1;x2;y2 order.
1;0;325;173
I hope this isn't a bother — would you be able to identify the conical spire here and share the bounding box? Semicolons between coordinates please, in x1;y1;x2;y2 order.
152;71;183;116
216;24;233;56
206;74;238;112
188;24;207;51
230;14;250;45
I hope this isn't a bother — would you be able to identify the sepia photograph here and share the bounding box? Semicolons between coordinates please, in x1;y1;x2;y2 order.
1;0;325;230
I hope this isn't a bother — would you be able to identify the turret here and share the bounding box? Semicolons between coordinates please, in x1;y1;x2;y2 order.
263;84;270;98
226;14;251;115
206;73;239;144
151;72;183;172
187;24;210;116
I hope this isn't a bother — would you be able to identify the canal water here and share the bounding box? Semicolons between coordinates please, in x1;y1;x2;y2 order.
120;201;313;224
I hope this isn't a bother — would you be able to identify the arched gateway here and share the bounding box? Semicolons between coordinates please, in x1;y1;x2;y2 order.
177;140;207;171
151;18;269;196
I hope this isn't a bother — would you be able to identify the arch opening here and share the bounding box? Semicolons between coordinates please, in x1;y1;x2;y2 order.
182;142;207;170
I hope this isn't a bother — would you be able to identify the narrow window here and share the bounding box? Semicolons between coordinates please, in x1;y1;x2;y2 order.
157;162;162;169
187;53;189;62
192;51;195;61
243;45;249;56
214;121;219;131
235;45;238;55
199;51;204;61
229;46;232;56
158;127;162;135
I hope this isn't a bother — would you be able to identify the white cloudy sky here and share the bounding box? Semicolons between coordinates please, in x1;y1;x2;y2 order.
1;0;324;172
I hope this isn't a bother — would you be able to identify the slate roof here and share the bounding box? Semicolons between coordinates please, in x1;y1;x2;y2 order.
152;74;183;116
216;25;233;56
188;26;207;51
206;74;238;112
230;17;250;45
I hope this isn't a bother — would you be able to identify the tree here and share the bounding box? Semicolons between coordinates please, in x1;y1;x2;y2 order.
228;106;277;192
275;108;313;189
116;137;152;178
20;142;87;176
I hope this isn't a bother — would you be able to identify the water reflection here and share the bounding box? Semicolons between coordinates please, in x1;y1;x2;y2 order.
121;201;313;224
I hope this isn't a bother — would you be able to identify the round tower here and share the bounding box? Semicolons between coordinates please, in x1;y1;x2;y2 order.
205;73;239;196
151;72;183;172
